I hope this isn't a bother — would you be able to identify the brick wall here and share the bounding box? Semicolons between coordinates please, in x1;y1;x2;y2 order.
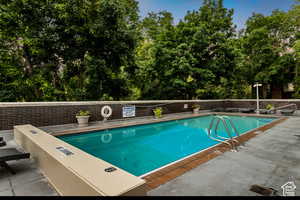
0;100;224;130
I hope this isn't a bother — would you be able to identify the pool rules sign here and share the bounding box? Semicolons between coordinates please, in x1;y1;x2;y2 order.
122;105;136;118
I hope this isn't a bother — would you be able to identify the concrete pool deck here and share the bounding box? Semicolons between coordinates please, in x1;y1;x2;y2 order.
0;136;57;196
0;113;299;196
149;117;300;196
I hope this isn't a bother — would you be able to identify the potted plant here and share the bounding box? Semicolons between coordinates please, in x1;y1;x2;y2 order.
265;104;276;114
192;104;201;114
266;104;274;110
153;107;163;119
76;110;91;127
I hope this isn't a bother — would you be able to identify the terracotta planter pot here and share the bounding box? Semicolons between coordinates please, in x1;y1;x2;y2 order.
76;116;90;127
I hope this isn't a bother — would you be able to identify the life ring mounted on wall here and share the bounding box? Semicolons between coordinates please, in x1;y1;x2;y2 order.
101;105;112;121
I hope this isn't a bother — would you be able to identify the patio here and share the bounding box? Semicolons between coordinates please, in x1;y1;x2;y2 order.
0;113;299;196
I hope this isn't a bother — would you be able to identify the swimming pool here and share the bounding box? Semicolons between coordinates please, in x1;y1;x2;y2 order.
58;115;275;176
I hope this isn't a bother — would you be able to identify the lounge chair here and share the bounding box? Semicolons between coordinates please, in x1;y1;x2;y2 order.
279;109;296;116
225;108;239;113
239;108;255;113
256;109;276;114
0;148;30;174
212;107;225;112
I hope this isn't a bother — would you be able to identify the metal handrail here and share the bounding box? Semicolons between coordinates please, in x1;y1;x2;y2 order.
207;117;233;149
213;117;233;140
220;116;245;146
206;128;232;147
207;117;234;150
219;116;240;137
207;115;241;151
269;103;297;111
215;116;239;147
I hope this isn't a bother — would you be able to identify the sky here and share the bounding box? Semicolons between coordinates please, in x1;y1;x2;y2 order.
137;0;297;30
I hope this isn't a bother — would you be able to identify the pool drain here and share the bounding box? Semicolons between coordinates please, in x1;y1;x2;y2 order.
250;184;278;196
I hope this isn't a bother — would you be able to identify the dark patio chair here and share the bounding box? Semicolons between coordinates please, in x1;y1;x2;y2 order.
212;107;225;112
0;148;30;174
0;137;6;147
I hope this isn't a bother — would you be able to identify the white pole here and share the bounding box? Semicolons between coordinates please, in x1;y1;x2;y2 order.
256;84;259;114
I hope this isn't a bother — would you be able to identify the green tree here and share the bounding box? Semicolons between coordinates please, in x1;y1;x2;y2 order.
293;40;300;97
289;0;300;97
134;11;176;99
0;0;140;101
136;0;238;99
240;10;297;98
1;0;300;101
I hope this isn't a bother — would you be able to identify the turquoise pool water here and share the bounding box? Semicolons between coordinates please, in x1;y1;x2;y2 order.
58;115;275;176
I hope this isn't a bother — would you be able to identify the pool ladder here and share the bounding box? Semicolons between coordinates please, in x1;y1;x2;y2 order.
206;115;243;152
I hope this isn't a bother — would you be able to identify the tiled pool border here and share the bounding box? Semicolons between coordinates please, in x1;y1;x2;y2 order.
51;112;287;192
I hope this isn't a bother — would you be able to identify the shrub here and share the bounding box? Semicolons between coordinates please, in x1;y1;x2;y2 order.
192;104;201;109
76;110;91;116
153;107;163;118
266;104;274;110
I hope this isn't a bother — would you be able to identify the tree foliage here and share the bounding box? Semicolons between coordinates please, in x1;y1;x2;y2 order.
239;5;299;98
135;0;239;99
0;0;299;101
0;0;139;101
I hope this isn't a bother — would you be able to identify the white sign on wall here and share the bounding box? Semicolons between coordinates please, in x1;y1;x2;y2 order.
122;106;136;118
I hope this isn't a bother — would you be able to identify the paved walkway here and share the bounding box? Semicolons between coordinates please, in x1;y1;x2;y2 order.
149;117;300;196
0;115;299;196
0;132;57;196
